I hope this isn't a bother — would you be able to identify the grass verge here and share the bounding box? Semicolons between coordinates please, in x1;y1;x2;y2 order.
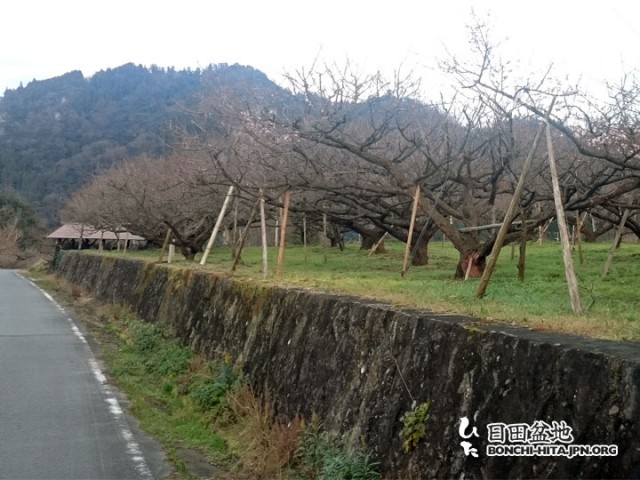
86;240;640;341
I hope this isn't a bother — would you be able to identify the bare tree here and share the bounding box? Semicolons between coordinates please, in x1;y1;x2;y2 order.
223;62;554;276
63;152;232;260
446;20;640;240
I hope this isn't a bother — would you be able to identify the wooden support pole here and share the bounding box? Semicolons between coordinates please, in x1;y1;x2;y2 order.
546;122;583;314
231;198;260;272
368;232;388;256
303;213;308;263
577;211;585;265
99;230;104;253
275;192;290;276
476;103;551;298
231;194;239;259
322;213;328;244
200;185;235;266
123;231;129;254
602;209;630;277
401;185;421;277
159;228;171;262
539;218;552;245
457;220;534;233
322;213;328;263
260;191;268;279
464;253;475;281
517;209;528;282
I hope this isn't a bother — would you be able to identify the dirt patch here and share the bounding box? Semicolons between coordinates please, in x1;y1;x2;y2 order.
175;448;230;479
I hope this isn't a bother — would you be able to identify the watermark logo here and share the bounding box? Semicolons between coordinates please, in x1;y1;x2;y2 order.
458;416;479;458
458;418;618;459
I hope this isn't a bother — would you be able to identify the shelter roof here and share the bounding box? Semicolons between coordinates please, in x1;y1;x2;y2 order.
47;223;145;241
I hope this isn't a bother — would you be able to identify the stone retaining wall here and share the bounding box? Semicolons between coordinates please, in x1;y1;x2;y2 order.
54;253;640;479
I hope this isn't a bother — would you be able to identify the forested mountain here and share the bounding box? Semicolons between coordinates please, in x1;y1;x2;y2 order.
0;62;278;225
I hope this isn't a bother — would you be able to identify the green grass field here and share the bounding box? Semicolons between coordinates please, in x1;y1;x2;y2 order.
92;240;640;342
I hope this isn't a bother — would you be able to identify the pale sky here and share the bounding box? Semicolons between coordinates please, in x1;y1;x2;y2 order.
2;1;640;100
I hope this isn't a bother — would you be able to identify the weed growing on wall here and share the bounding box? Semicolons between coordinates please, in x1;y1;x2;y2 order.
400;401;430;453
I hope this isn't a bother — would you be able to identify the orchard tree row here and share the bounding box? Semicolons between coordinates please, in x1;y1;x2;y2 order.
64;27;640;277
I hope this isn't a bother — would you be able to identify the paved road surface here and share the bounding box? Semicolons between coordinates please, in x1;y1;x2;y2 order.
0;270;169;479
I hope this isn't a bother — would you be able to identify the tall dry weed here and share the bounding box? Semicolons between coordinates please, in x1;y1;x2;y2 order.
226;384;304;479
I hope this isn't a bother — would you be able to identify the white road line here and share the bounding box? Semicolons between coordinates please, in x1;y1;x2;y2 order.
18;273;153;479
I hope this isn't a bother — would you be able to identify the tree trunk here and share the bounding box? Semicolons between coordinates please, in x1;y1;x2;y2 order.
603;209;630;277
326;223;345;250
411;236;429;266
360;233;386;253
583;228;599;243
455;250;485;279
181;246;196;262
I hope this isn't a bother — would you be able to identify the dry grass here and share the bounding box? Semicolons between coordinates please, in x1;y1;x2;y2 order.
223;384;304;479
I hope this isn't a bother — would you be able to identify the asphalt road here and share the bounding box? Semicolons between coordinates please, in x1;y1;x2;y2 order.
0;270;169;479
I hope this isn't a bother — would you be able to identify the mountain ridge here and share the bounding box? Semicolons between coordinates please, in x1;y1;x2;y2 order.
0;62;279;225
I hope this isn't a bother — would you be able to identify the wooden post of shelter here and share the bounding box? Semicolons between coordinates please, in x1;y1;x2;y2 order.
200;186;235;266
476;101;552;298
123;231;129;254
546;121;583;314
402;185;421;277
78;224;84;250
99;229;104;253
260;191;268;279
602;208;630;277
231;197;260;272
275;191;290;276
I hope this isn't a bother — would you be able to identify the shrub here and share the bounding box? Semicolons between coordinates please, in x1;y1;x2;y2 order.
145;339;193;376
129;321;163;352
190;361;240;413
319;451;380;480
296;422;380;480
